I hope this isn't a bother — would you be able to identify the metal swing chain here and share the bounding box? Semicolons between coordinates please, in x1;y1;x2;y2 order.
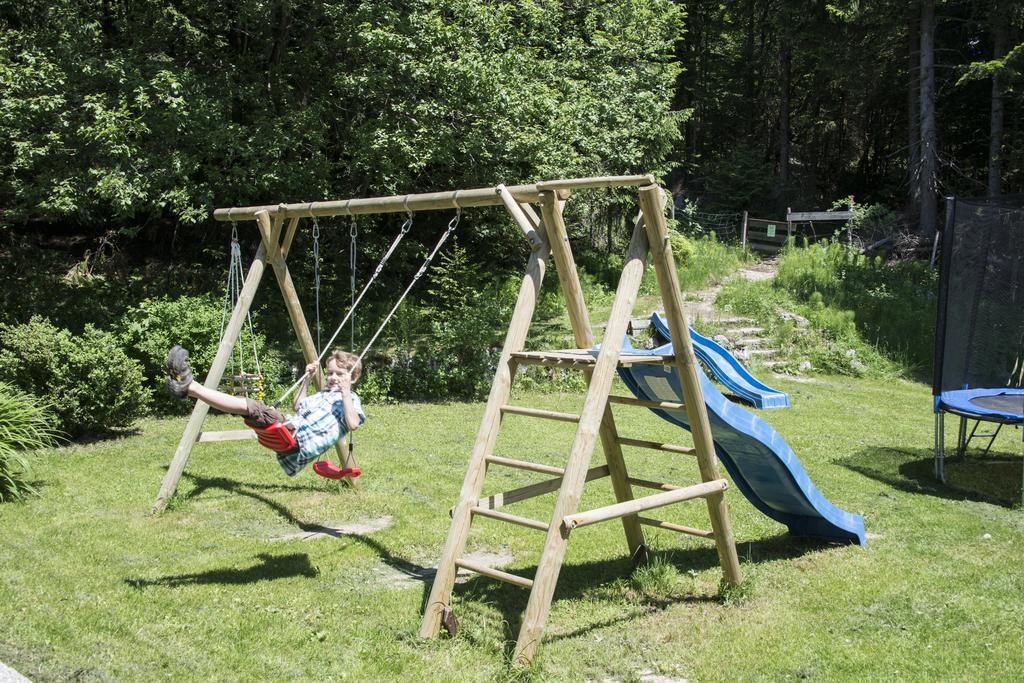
357;208;461;362
312;215;322;356
350;216;358;350
272;210;414;408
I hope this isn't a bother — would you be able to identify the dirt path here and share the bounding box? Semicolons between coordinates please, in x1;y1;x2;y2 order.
678;259;777;324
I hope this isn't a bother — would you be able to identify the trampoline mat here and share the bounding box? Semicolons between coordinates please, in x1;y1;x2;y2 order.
939;388;1024;422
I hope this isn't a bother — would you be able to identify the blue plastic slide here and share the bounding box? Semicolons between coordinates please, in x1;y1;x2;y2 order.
650;313;789;409
616;339;865;545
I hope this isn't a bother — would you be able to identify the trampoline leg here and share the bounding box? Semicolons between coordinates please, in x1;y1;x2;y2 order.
935;411;946;483
956;416;968;458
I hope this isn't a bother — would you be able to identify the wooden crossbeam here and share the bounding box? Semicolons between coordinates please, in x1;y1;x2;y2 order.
618;438;696;456
197;430;256;443
486;455;565;476
473;465;611;512
563;479;728;530
455;559;533;589
510;349;674;367
637;517;714;539
499;405;580;423
470;506;549;532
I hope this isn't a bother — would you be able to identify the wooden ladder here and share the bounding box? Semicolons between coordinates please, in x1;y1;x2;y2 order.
419;185;742;665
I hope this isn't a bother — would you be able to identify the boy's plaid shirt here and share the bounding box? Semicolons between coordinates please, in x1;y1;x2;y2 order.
277;390;365;476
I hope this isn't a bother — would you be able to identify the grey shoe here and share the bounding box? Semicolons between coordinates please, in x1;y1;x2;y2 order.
166;345;194;398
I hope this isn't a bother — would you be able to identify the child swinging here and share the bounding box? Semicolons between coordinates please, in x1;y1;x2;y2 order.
166;345;365;478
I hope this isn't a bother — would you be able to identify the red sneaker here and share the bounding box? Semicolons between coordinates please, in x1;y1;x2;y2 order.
312;460;361;480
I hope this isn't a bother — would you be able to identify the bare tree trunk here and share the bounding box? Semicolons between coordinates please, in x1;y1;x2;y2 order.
988;4;1007;197
907;3;920;218
919;0;938;238
778;43;791;193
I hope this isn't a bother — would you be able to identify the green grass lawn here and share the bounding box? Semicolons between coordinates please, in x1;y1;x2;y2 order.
2;376;1022;681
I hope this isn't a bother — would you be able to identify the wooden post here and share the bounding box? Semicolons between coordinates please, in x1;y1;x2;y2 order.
513;210;651;665
741;210;749;250
419;206;552;638
637;185;742;588
538;193;646;553
152;225;272;513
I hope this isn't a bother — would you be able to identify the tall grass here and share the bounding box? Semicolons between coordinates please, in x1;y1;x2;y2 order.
774;240;937;373
0;383;61;502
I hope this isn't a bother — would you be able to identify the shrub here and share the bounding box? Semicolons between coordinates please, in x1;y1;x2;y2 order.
0;382;61;502
0;317;149;436
117;295;288;414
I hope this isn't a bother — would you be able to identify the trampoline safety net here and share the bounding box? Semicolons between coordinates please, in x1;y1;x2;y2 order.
933;195;1024;402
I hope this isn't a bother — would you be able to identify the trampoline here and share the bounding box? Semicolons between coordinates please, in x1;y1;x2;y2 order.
933;195;1024;498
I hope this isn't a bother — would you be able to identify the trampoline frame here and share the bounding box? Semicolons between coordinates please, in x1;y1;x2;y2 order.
932;196;1024;503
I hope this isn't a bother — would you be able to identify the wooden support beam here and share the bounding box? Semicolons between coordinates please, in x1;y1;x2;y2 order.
216;184;570;222
486;455;565;476
471;507;550;532
637;517;715;539
419;207;552;639
455;560;534;589
608;395;686;410
513;207;651;665
197;430;257;443
563;479;728;530
152;234;270;513
500;405;581;423
496;184;544;250
618;438;696;456
213;176;656;223
638;185;742;587
473;465;611;512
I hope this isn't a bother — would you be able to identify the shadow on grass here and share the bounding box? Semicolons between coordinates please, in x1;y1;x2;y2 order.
152;471;851;660
127;552;317;588
839;445;1022;507
445;530;840;659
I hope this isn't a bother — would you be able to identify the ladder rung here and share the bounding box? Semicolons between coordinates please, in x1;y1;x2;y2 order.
563;479;728;530
618;437;696;456
608;395;686;411
510;350;676;368
471;506;550;531
455;559;534;589
500;405;580;423
486;455;565;476
626;477;681;492
637;516;714;539
471;465;611;513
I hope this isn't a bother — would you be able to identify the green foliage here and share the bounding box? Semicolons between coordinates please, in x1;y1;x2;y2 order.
716;278;901;377
775;241;937;372
0;317;149;436
0;0;683;229
116;295;287;414
0;382;61;502
370;243;515;401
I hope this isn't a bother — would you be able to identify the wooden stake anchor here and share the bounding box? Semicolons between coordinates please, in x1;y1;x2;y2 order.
418;178;742;667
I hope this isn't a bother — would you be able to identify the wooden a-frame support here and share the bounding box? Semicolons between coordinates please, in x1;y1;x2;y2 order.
152;175;741;668
419;182;742;666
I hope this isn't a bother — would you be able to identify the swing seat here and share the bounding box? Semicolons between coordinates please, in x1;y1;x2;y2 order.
244;420;298;454
312;461;361;480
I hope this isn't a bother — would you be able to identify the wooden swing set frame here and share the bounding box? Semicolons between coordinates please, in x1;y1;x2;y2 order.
153;174;742;666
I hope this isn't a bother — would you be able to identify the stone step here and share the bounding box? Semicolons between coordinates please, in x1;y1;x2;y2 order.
734;337;766;347
716;317;757;326
746;348;778;357
726;326;766;337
